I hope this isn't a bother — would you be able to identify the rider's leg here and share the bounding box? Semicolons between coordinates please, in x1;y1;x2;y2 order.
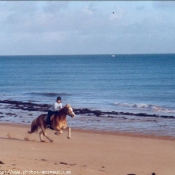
46;110;52;127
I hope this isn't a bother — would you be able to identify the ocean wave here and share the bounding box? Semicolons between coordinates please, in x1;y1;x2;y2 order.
27;92;72;97
114;102;175;114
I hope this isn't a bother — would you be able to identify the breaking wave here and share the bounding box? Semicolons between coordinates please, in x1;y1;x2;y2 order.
27;92;72;97
114;102;175;114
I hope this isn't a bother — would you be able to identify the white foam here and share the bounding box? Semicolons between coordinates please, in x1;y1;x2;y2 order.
114;102;175;114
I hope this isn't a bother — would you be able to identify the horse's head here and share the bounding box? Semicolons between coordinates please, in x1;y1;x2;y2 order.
65;104;75;118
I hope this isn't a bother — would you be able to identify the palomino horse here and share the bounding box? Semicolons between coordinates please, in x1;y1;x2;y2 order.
28;104;75;142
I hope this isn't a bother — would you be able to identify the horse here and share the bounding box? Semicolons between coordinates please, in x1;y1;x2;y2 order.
28;104;75;142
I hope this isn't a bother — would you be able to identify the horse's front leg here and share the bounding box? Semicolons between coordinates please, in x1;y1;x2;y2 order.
54;130;63;136
54;126;63;136
67;126;71;139
54;126;71;139
60;125;71;139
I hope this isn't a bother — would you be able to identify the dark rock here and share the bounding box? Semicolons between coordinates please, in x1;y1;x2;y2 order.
60;162;68;165
0;99;174;120
93;110;102;116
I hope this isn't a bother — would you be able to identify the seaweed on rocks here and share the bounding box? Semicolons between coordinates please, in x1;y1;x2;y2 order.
0;100;175;119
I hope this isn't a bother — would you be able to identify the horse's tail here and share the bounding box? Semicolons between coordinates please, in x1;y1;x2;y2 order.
28;118;39;134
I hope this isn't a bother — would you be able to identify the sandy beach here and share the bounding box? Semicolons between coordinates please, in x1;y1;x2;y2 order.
0;123;175;175
1;2;175;175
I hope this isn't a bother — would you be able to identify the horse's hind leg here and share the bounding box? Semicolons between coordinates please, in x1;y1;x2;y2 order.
39;130;53;142
39;130;45;142
43;131;53;142
39;119;53;142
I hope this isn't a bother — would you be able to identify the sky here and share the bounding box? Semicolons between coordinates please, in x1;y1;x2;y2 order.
0;1;175;55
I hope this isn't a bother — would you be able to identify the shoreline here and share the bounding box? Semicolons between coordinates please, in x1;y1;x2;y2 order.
1;122;175;141
1;99;175;119
1;99;175;139
0;123;175;175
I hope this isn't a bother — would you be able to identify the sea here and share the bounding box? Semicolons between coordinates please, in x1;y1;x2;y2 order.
1;54;175;137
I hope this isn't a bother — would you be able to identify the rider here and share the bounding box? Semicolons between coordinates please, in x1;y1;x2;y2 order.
46;96;62;128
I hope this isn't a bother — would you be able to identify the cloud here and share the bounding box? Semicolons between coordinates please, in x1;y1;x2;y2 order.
136;5;146;11
153;1;175;9
0;2;70;33
0;2;175;55
82;3;97;16
43;1;69;14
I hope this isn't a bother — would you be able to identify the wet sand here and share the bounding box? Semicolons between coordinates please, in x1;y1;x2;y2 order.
0;123;175;175
1;100;175;138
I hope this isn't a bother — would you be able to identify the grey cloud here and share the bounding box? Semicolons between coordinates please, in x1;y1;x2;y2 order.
0;2;71;35
0;2;175;55
136;5;146;11
81;3;97;15
43;1;69;14
153;2;175;9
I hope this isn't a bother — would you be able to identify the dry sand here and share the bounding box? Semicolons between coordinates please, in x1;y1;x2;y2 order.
0;123;175;175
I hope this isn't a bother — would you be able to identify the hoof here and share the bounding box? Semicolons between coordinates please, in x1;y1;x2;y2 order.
67;136;71;139
50;139;53;142
54;132;60;136
54;132;57;135
41;140;46;142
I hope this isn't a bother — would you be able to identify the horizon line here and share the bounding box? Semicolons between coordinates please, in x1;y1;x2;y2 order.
0;53;175;57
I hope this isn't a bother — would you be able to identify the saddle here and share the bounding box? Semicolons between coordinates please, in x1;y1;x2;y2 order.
44;114;54;122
